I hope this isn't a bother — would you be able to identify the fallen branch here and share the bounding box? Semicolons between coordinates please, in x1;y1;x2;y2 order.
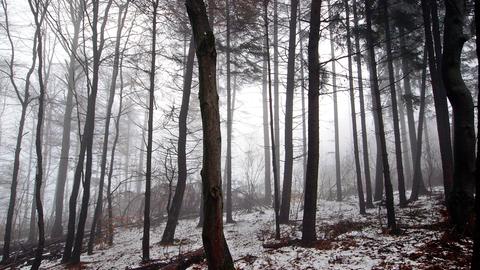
126;248;205;270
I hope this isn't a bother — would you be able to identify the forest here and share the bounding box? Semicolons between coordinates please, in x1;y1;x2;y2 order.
0;0;479;269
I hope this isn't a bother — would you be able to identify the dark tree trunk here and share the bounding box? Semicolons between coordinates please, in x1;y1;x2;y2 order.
51;1;81;239
30;0;46;268
381;0;407;207
279;0;299;224
273;0;280;177
186;0;234;269
345;0;365;215
419;0;453;203
472;0;480;267
302;0;321;245
1;0;37;260
263;0;281;240
143;0;159;262
352;0;373;208
442;0;475;232
87;3;128;254
298;1;307;188
161;37;195;244
365;0;397;232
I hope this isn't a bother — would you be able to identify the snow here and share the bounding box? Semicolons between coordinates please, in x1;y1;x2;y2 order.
28;189;471;269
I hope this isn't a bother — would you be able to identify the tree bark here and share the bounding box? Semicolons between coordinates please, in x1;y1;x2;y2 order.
161;37;195;244
279;0;299;224
442;0;475;232
345;0;365;215
186;0;234;268
302;0;321;245
262;29;272;205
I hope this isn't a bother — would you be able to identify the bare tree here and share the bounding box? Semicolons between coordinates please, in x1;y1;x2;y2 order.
186;0;235;268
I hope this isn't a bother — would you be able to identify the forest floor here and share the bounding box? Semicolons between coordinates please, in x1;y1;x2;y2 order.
19;189;472;269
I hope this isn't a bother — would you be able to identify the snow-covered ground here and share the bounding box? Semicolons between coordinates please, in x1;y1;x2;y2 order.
27;189;472;269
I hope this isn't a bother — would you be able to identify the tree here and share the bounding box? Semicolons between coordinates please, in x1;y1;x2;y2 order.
161;37;195;244
352;0;373;208
143;0;159;262
365;0;397;232
225;0;234;224
327;0;342;203
1;0;39;262
442;0;475;232
279;0;299;224
381;0;406;207
263;0;281;240
419;0;453;203
185;0;234;268
50;0;82;239
63;0;113;264
29;0;49;268
88;2;129;254
302;0;321;245
345;0;365;215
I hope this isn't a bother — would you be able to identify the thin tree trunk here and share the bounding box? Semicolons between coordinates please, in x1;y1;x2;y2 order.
263;0;281;241
143;0;159;262
326;0;342;203
51;4;80;237
365;0;397;232
345;0;365;214
442;0;475;232
273;0;280;177
298;1;307;188
87;2;128;254
279;0;299;224
262;30;272;205
225;0;234;224
302;0;321;245
161;37;195;244
381;0;406;207
30;0;47;267
1;0;38;259
353;0;373;208
186;0;235;268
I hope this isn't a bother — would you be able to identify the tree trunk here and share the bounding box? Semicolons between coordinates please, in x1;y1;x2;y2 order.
352;0;373;208
382;0;407;207
51;1;81;239
143;0;159;262
273;0;280;177
30;0;47;267
345;0;365;215
225;0;234;224
420;0;453;203
279;0;299;224
161;37;195;244
263;0;281;241
302;0;321;245
87;3;128;254
471;0;480;267
186;0;234;268
1;0;38;260
298;1;307;189
327;0;342;203
262;30;272;205
365;0;397;232
442;0;475;232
